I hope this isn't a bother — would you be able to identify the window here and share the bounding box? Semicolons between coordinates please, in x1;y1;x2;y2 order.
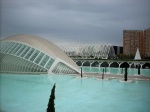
29;50;40;61
7;43;18;54
11;43;22;55
24;48;35;59
39;55;50;67
16;45;27;56
20;46;30;57
45;58;54;69
1;42;10;52
3;42;14;53
34;52;44;64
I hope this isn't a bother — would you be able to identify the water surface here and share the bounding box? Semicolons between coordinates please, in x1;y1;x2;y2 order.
0;74;150;112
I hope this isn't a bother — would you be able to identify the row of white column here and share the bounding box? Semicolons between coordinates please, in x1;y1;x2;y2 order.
76;61;145;68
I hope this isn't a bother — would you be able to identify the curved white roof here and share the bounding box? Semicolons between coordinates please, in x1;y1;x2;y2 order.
1;34;79;73
58;44;115;59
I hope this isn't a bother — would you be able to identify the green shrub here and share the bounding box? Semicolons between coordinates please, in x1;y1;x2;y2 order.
47;83;56;112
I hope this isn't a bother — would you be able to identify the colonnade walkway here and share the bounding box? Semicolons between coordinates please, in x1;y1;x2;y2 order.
73;59;150;69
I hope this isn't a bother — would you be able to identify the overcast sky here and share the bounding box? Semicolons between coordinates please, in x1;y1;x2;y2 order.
1;0;150;46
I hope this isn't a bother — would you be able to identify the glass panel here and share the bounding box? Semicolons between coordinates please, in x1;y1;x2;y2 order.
0;53;4;63
6;42;16;53
3;42;13;53
1;42;10;52
24;48;35;59
34;53;44;64
8;43;19;54
29;50;40;61
11;43;22;55
39;55;50;67
16;45;27;56
14;44;23;55
45;58;54;69
0;42;6;50
23;47;31;58
20;46;30;57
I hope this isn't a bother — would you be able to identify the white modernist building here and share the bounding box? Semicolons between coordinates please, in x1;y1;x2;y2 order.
0;34;80;74
58;44;115;59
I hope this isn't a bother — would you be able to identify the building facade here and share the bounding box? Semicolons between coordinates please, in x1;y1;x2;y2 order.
123;30;143;56
144;28;150;57
58;44;116;59
123;28;150;58
113;46;123;55
0;34;80;74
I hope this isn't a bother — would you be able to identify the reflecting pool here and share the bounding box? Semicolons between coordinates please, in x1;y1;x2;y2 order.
82;67;150;76
1;74;150;112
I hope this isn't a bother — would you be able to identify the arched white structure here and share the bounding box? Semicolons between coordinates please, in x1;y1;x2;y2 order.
0;34;80;74
58;44;115;59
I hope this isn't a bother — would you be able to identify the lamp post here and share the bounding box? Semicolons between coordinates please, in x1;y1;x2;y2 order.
81;67;82;78
138;64;140;75
124;62;128;81
102;69;104;79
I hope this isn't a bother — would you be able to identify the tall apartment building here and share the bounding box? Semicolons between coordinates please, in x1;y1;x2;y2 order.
123;28;150;58
123;30;143;56
144;28;150;56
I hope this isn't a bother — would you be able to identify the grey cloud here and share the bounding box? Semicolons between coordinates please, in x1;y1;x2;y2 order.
1;0;150;46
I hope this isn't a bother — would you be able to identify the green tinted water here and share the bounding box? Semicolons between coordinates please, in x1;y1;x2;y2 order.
82;67;150;76
0;74;150;112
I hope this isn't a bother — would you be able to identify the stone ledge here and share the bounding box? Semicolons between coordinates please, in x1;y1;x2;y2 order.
119;79;133;83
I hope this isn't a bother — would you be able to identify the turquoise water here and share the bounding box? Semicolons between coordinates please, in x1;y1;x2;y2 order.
82;67;150;76
1;74;150;112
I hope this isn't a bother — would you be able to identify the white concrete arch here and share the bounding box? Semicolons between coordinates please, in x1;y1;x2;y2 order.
0;34;80;74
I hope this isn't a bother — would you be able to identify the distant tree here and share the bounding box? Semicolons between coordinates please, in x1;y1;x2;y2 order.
141;54;144;59
47;83;56;112
119;54;122;59
116;54;120;59
126;54;130;59
127;54;132;59
120;54;123;59
130;54;134;59
122;54;126;59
